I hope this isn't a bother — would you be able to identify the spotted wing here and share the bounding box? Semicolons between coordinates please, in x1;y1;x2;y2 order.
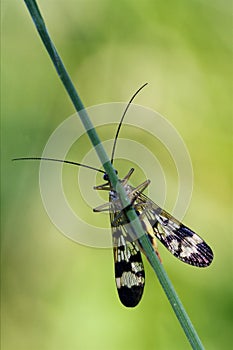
110;210;145;307
134;193;214;267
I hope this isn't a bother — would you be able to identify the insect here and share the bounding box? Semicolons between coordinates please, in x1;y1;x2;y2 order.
13;83;214;307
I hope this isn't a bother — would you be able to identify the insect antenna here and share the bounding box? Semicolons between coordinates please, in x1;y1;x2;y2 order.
12;157;105;174
13;85;147;175
110;83;148;165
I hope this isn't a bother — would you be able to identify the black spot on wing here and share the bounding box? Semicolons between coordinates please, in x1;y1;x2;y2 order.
114;249;142;276
114;242;145;307
153;221;214;267
116;285;144;308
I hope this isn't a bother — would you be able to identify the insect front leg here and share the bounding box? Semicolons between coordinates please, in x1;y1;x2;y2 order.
93;183;110;191
93;201;113;212
121;168;135;185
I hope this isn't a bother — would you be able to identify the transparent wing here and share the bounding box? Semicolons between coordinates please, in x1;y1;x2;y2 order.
134;193;214;267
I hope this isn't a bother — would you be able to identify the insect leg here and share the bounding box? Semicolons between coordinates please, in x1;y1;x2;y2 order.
121;168;135;184
93;202;112;212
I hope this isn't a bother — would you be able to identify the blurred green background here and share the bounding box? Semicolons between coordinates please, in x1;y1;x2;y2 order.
2;1;232;349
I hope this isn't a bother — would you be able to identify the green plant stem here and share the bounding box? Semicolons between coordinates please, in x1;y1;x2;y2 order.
23;1;204;349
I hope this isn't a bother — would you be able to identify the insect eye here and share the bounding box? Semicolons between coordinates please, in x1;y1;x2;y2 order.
103;169;118;181
103;173;109;181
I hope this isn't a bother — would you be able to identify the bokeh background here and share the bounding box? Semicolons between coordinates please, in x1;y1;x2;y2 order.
2;1;232;349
